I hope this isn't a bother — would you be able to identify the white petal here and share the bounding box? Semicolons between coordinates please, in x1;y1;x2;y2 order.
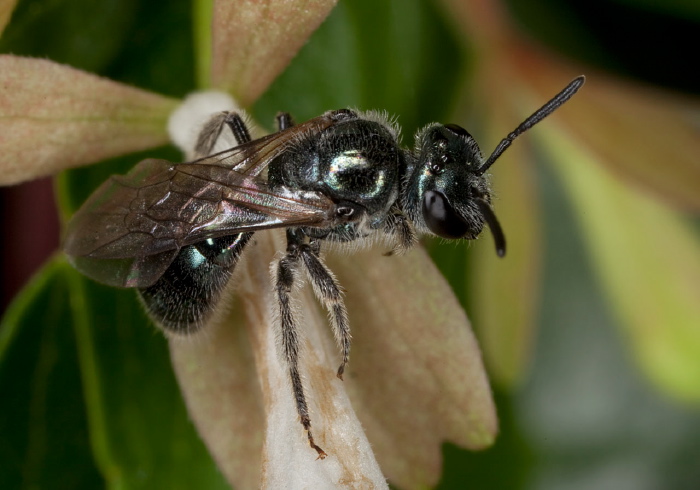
167;91;238;160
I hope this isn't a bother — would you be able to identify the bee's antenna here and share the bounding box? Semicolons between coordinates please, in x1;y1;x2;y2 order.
477;75;585;175
475;198;506;257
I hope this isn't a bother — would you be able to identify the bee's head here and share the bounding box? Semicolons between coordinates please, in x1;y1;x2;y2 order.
404;123;506;256
401;75;585;258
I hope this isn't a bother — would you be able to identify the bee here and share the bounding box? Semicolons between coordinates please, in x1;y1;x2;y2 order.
64;76;585;458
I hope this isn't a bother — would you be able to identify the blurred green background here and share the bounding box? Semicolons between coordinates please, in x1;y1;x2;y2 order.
1;0;699;488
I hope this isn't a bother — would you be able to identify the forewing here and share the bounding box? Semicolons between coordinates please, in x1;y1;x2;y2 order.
192;111;339;176
63;159;336;287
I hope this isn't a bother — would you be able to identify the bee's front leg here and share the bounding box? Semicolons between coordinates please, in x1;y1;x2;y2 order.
383;205;417;255
194;111;252;157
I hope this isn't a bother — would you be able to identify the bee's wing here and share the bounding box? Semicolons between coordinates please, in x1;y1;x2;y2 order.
190;111;340;176
64;159;338;287
63;114;345;288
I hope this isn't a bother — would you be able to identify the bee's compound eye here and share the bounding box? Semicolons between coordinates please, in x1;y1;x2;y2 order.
443;123;471;138
422;190;469;239
328;109;357;121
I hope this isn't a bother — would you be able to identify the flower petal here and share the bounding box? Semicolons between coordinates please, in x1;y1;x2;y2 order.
169;301;265;490
0;0;17;35
328;245;498;489
0;56;178;185
543;124;700;403
210;0;338;106
171;231;388;489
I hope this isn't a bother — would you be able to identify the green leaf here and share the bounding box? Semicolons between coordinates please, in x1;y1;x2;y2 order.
1;257;229;489
253;0;465;135
100;0;195;98
0;258;103;490
468;136;542;388
0;0;139;73
68;266;229;489
192;0;213;89
543;124;700;403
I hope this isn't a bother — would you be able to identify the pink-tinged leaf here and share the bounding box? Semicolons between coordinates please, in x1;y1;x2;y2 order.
0;56;178;185
210;0;337;106
0;0;17;35
507;45;700;212
170;231;388;489
544;125;700;404
328;245;498;489
468;93;543;388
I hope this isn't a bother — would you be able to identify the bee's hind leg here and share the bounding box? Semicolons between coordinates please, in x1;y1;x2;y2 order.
275;228;327;459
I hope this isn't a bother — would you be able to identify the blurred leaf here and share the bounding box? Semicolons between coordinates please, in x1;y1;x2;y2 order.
502;0;700;95
253;0;465;135
0;0;138;73
0;257;229;488
438;390;534;489
563;75;700;212
468;95;543;388
0;0;195;96
0;258;102;490
100;1;195;98
192;0;213;89
67;264;229;489
524;153;700;490
0;56;177;185
511;51;700;212
0;0;17;34
544;125;700;403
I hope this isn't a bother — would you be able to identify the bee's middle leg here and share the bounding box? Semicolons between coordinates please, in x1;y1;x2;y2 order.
298;240;351;380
